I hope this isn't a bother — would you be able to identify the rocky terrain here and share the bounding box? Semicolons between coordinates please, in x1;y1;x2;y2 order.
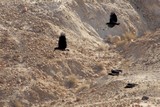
0;0;159;107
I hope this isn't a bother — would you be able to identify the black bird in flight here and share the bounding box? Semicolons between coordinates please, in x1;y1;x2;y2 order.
54;33;68;51
106;12;120;28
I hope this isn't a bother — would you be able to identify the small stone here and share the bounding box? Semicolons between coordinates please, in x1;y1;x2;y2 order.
142;96;149;100
74;97;81;102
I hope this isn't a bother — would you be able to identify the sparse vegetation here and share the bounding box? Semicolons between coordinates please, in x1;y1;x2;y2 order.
105;32;137;47
76;83;90;93
105;35;121;45
91;63;104;74
65;75;78;88
13;100;24;107
96;44;108;52
121;32;137;42
105;32;137;52
0;0;160;107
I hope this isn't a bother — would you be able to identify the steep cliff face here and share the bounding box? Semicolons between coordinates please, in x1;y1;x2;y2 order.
19;0;160;38
0;1;122;106
34;0;159;38
120;29;160;70
68;0;144;37
129;0;160;30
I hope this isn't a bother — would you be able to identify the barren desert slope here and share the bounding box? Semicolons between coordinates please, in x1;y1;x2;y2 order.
0;0;160;107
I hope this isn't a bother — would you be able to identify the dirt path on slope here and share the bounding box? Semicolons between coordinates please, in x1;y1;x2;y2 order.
56;68;160;107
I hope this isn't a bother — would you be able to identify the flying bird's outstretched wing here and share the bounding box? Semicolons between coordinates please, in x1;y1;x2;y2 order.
110;12;118;23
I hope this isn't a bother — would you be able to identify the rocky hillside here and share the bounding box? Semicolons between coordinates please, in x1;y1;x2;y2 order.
0;0;159;107
64;29;160;107
120;29;160;71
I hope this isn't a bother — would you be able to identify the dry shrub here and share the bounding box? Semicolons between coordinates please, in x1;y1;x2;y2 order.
115;32;137;49
13;100;24;107
143;31;152;37
105;35;121;45
121;32;137;42
115;40;128;49
111;36;121;44
120;59;132;70
96;44;108;52
65;75;78;88
92;63;104;74
104;35;112;44
76;83;90;93
0;60;6;71
98;70;107;76
95;44;109;59
105;32;136;46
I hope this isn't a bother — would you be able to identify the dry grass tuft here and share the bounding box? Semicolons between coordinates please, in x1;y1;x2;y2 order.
105;35;121;45
91;63;104;74
121;32;137;42
76;83;90;93
116;32;137;49
96;43;109;51
65;75;78;88
105;32;137;46
0;60;6;70
13;100;24;107
104;32;138;53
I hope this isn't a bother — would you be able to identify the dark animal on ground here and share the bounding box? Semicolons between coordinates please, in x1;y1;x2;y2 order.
124;83;138;88
111;69;122;74
141;96;149;100
108;69;122;76
108;72;119;76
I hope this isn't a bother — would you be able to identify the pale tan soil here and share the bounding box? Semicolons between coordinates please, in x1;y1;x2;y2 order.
0;0;159;107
